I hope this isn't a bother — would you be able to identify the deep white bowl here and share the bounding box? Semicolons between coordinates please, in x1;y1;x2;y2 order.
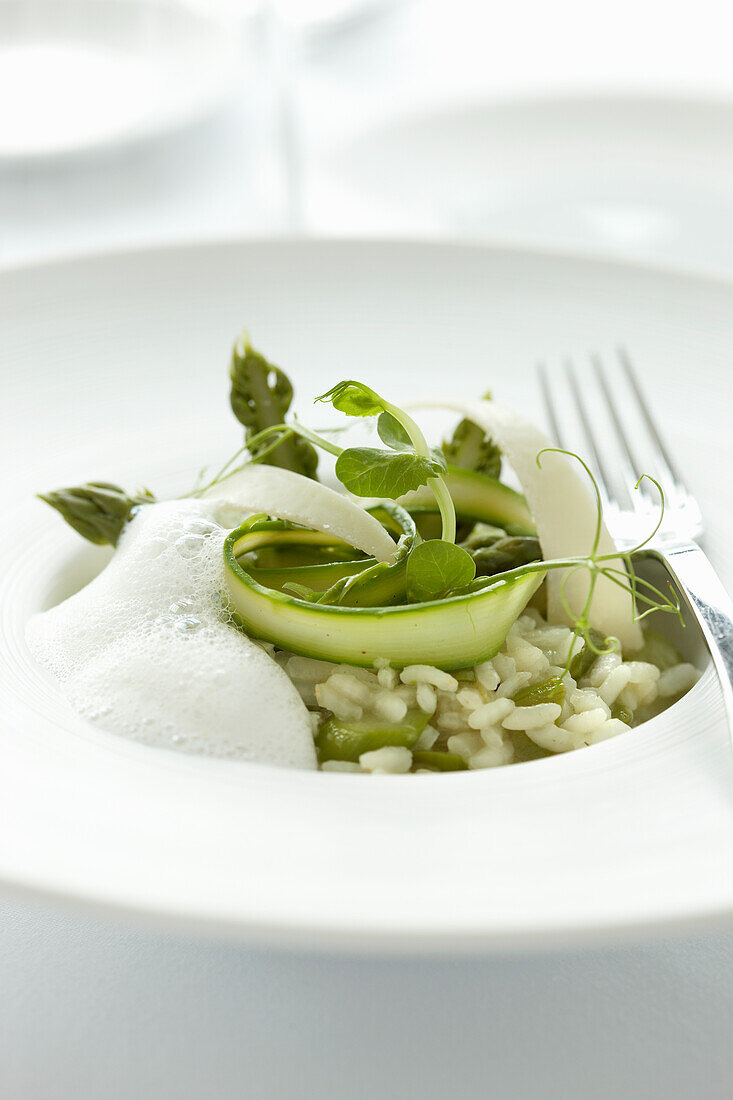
1;239;732;953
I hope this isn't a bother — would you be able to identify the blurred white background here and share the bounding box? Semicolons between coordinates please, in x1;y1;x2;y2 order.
3;2;733;1097
3;0;733;269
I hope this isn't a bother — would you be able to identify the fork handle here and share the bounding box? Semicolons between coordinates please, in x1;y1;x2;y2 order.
651;542;733;716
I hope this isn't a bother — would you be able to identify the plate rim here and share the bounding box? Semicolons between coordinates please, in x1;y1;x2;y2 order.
5;229;733;297
3;870;733;955
2;234;733;952
0;0;246;166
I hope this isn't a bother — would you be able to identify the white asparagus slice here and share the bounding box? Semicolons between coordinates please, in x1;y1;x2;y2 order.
422;399;642;651
202;463;397;563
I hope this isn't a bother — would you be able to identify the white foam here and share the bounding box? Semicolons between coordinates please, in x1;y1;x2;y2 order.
26;500;317;769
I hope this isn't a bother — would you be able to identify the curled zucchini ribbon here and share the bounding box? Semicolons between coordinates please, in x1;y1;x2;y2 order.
399;466;534;536
224;504;544;670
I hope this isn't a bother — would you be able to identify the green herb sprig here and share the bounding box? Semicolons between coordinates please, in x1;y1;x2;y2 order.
37;337;682;640
315;381;477;600
315;380;459;544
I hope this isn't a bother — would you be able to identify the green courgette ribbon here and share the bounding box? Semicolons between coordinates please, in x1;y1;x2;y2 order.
223;509;544;670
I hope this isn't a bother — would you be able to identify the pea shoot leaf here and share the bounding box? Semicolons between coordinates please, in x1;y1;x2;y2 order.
335;448;444;498
230;335;318;479
429;446;448;473
38;482;154;546
377;411;413;451
406;540;477;602
315;380;384;418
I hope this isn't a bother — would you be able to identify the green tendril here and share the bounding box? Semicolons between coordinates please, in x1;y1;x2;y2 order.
529;450;681;672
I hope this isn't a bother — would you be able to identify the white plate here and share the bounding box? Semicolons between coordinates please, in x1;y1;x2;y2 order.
0;0;244;162
319;96;733;277
1;239;732;951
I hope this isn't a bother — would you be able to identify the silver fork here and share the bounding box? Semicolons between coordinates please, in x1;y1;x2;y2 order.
538;348;733;727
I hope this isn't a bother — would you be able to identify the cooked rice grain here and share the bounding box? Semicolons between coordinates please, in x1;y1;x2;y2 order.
279;614;700;774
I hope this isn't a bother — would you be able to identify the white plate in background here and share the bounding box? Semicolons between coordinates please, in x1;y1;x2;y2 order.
318;97;733;277
0;0;246;162
1;239;732;950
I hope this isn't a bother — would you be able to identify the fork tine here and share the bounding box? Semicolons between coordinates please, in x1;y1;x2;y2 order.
617;347;685;495
539;348;703;545
538;361;613;507
565;358;615;507
536;362;566;449
592;354;656;508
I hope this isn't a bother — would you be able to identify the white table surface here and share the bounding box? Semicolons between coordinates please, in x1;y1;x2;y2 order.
1;891;732;1100
3;3;733;1097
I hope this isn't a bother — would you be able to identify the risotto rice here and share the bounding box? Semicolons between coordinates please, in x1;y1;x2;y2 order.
274;610;700;773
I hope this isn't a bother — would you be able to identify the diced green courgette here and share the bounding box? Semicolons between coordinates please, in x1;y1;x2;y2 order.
316;709;429;763
411;750;468;772
611;703;634;725
569;629;608;681
513;675;566;707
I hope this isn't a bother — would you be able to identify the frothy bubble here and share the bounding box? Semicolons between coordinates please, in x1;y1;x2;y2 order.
26;500;317;769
